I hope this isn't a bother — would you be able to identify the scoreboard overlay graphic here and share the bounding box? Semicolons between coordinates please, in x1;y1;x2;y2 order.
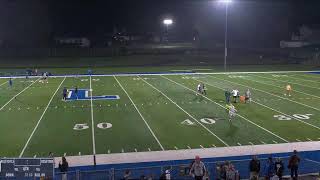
0;158;54;178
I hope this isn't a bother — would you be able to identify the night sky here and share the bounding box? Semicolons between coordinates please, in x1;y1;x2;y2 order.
0;0;320;47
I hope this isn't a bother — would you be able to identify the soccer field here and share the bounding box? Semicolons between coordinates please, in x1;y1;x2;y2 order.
0;71;319;157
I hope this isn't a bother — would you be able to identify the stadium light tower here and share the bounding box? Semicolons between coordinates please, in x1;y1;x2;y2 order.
219;0;232;71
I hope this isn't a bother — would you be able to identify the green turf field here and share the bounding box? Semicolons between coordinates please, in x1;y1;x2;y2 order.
0;71;319;157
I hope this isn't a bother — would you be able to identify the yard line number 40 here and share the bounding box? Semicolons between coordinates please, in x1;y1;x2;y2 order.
274;114;313;121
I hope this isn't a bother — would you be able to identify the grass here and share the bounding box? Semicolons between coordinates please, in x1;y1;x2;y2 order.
0;71;319;157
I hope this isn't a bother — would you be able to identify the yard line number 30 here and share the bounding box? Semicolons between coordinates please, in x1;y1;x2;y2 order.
273;114;313;121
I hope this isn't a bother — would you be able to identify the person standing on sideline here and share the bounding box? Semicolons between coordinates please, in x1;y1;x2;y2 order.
225;89;231;104
74;86;78;99
59;156;69;180
275;158;284;180
190;155;206;180
288;150;300;180
263;157;275;180
249;155;260;180
9;78;13;88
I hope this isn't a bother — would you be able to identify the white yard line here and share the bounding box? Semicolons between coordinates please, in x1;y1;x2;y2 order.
0;78;40;111
209;75;320;112
19;77;66;157
114;76;165;150
89;76;96;155
162;75;289;143
288;76;320;84
246;76;320;99
196;77;320;131
139;76;229;146
0;80;7;87
255;74;320;90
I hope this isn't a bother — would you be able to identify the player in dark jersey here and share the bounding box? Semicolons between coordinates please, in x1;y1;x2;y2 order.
75;86;78;99
62;87;67;101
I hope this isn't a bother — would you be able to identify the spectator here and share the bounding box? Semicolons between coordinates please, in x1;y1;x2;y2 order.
58;156;69;180
225;161;239;180
288;150;300;180
190;155;206;180
263;157;275;180
216;162;227;180
274;158;284;180
249;155;260;180
159;169;170;180
122;170;131;180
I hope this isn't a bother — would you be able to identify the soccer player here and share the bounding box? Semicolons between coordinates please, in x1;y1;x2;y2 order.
43;72;48;83
231;89;239;103
225;89;231;103
201;83;206;95
75;86;78;99
62;87;67;101
8;78;13;88
228;104;237;122
285;84;292;96
245;89;252;103
197;83;202;95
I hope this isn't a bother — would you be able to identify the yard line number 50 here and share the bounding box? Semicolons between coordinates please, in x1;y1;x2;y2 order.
73;122;112;130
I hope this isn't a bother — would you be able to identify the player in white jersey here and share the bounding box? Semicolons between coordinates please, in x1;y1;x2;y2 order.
42;72;48;83
196;83;202;95
228;104;237;122
231;89;239;103
245;89;251;103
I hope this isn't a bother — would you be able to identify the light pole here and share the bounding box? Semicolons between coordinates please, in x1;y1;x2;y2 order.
163;19;173;42
219;0;232;71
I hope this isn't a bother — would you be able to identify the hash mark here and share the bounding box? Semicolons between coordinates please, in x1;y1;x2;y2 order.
260;141;266;144
121;149;124;153
211;144;216;147
296;139;301;142
237;143;242;146
174;146;178;150
200;145;204;148
148;148;151;151
272;140;278;144
78;152;81;156
64;153;66;156
134;148;137;152
249;142;254;145
307;138;312;141
108;150;110;154
187;146;191;149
